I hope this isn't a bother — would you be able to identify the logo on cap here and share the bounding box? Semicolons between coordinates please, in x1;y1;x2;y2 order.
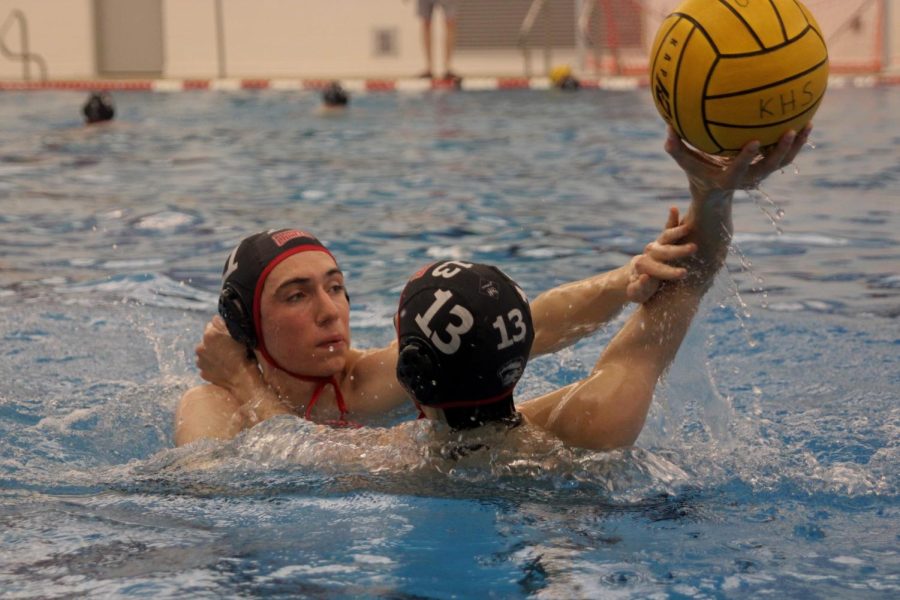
271;230;312;247
498;357;526;387
223;247;240;282
480;278;500;299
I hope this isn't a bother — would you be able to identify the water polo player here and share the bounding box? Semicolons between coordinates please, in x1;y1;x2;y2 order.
396;261;534;430
177;207;693;446
176;229;412;444
321;82;349;108
179;125;810;448
82;91;115;124
393;128;809;448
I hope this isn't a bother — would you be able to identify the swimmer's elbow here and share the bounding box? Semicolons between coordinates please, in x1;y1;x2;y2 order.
547;371;652;451
559;417;644;451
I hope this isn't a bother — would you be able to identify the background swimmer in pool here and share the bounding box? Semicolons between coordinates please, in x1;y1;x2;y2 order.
316;81;349;117
82;92;115;125
178;126;810;448
397;126;811;449
176;214;692;447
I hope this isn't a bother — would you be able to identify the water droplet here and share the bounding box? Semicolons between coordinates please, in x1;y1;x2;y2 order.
750;188;787;233
722;250;761;351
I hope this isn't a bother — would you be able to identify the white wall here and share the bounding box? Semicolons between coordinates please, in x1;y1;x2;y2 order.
888;0;900;72
0;0;897;80
162;0;219;78
164;0;426;79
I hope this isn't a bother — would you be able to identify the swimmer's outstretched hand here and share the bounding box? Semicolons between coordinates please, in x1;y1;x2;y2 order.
665;124;812;195
626;206;697;304
196;315;255;391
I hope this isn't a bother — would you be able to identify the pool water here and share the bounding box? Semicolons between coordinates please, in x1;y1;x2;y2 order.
1;86;897;598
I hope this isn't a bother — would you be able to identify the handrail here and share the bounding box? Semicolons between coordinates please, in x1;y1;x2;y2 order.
0;9;47;81
518;0;549;78
215;0;227;78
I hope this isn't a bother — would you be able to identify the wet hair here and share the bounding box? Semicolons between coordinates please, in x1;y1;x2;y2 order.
218;229;337;350
82;92;115;124
396;261;534;430
321;82;349;107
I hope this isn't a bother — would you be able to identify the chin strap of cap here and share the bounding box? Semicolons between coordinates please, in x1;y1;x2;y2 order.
306;371;361;427
258;344;356;427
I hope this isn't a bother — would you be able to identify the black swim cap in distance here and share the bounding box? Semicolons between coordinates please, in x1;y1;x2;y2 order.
83;92;115;124
396;261;534;430
218;229;337;351
322;82;349;107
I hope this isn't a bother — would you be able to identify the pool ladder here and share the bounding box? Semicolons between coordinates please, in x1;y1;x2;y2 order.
0;9;47;81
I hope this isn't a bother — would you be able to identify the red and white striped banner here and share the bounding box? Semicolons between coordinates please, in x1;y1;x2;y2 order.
0;75;896;92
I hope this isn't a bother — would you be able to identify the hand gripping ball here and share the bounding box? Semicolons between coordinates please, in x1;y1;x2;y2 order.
649;0;828;155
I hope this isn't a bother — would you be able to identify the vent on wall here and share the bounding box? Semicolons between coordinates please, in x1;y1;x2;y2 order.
373;28;398;57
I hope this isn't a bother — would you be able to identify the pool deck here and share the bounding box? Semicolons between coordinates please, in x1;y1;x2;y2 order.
1;74;898;92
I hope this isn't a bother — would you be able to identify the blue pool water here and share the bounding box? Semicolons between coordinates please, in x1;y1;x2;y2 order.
0;86;897;598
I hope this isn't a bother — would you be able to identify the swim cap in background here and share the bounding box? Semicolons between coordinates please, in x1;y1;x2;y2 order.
549;65;580;91
321;82;349;107
549;65;573;86
218;229;336;349
82;92;115;124
396;261;534;430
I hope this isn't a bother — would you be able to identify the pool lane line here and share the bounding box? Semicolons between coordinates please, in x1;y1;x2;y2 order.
0;75;897;92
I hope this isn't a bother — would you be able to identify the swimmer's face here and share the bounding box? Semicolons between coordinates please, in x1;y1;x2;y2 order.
258;251;350;377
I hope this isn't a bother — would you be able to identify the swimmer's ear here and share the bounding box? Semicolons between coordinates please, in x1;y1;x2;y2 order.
396;339;440;406
218;284;257;348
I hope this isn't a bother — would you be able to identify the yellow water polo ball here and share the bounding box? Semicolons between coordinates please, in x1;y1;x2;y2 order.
649;0;828;155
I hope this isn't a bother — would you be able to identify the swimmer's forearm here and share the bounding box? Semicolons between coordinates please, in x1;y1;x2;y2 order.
241;389;293;426
678;185;734;284
530;265;631;356
223;364;292;426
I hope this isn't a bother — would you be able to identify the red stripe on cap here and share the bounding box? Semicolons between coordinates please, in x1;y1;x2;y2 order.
427;387;515;410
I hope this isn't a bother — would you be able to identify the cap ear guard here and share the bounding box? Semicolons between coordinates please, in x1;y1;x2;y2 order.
218;284;257;348
396;338;441;406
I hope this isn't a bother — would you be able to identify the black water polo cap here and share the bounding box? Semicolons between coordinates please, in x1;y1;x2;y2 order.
322;82;349;107
396;261;534;430
218;229;336;350
82;92;115;124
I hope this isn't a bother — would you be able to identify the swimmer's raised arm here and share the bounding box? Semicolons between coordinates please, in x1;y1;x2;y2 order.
520;126;810;449
341;341;410;414
529;211;697;357
176;317;294;446
194;316;294;422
